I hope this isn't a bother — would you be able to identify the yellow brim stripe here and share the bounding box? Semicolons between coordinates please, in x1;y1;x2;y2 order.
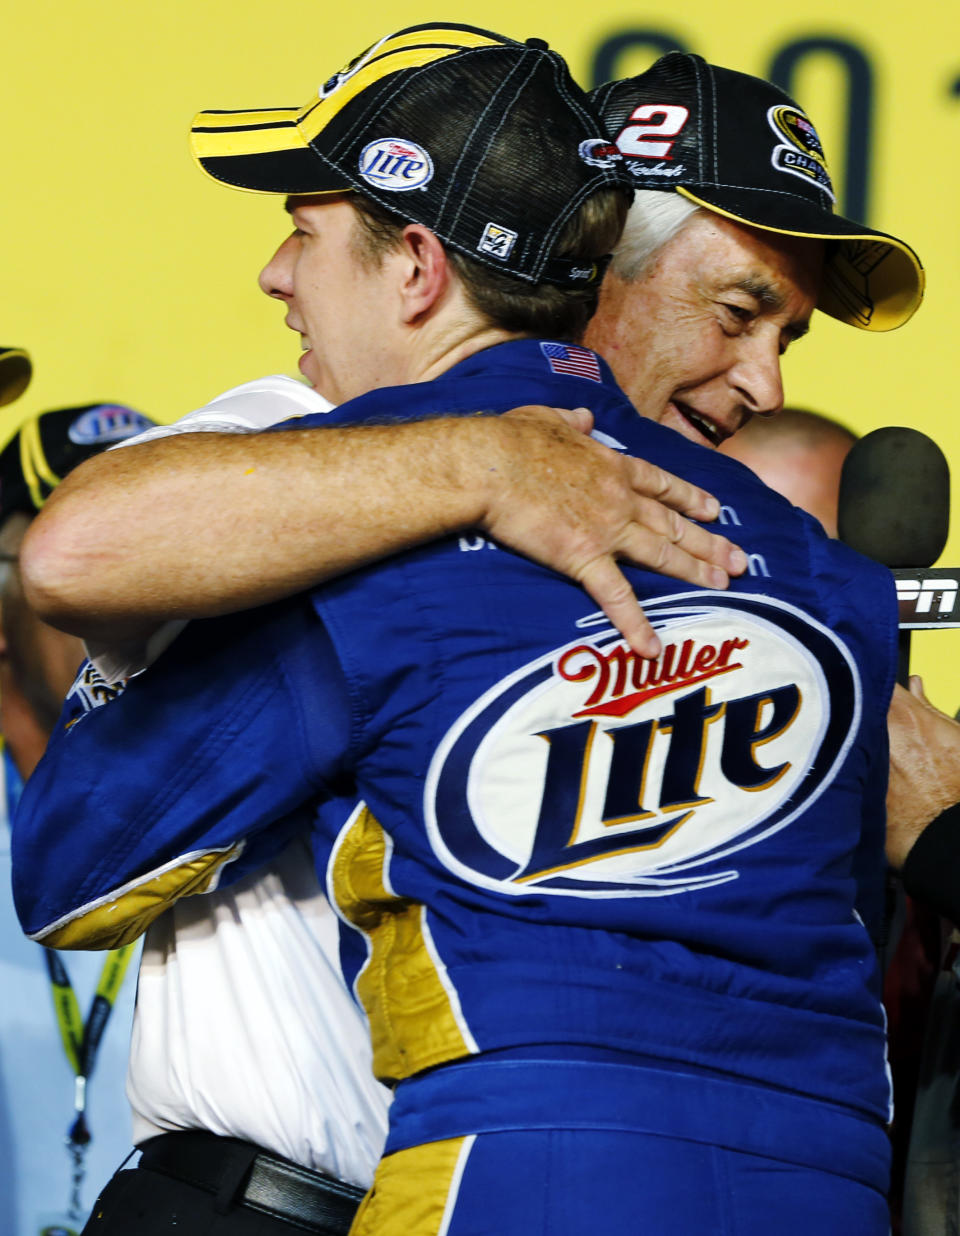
678;187;925;331
297;44;475;142
193;47;461;161
192;108;304;158
192;29;504;163
194;108;301;131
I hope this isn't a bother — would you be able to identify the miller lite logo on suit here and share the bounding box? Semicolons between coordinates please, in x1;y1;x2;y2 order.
358;138;433;191
426;593;860;897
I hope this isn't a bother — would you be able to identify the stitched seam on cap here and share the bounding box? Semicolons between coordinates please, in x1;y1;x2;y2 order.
525;56;620;274
442;49;533;231
694;181;837;206
694;60;706;182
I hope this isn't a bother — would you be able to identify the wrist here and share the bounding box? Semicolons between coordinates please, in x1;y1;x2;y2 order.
448;414;514;533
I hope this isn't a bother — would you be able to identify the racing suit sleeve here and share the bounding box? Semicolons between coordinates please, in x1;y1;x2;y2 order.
12;596;352;949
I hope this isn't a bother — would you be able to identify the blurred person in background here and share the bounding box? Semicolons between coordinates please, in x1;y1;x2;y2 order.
719;405;856;537
721;404;960;1235
0;361;154;1236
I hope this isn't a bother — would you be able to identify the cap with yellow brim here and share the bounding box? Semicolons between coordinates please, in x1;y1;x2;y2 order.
591;53;923;331
190;23;629;288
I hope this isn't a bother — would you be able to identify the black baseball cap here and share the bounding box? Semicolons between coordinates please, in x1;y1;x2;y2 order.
591;53;924;331
0;348;32;408
189;23;628;288
0;403;156;523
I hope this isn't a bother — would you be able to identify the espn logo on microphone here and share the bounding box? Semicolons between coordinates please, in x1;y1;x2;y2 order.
894;569;960;628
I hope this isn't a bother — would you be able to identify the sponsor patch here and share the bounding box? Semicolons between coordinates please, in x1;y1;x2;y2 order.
68;406;153;446
66;659;128;719
477;222;518;261
895;569;960;628
318;35;383;99
767;105;834;200
540;342;602;382
425;593;859;898
578;138;622;168
358;138;433;191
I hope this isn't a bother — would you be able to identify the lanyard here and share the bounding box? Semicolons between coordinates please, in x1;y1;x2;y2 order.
4;744;136;1227
43;943;135;1220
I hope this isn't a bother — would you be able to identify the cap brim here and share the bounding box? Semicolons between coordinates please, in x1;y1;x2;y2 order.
0;349;32;408
678;186;924;332
190;107;352;195
189;28;505;196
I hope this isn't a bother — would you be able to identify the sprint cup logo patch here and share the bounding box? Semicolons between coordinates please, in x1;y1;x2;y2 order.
425;593;859;898
359;138;433;191
767;105;834;200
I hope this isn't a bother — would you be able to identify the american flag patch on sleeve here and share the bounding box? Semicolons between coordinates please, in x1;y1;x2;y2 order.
539;342;602;382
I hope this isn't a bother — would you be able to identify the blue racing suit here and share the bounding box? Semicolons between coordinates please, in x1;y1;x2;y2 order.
13;340;898;1231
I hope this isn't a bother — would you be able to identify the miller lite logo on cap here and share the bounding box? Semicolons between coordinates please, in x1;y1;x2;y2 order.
358;138;434;191
425;593;859;899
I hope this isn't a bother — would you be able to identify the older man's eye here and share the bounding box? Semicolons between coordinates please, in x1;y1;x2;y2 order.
724;303;752;322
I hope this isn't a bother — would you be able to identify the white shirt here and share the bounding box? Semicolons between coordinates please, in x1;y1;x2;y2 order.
97;376;391;1185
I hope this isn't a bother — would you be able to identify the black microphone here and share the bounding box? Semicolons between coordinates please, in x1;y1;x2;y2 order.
838;426;952;685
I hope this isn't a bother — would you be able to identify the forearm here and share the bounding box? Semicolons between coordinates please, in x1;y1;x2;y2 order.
21;406;741;656
22;417;493;641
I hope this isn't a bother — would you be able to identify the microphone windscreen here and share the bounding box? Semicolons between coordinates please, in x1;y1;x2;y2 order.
838;426;950;567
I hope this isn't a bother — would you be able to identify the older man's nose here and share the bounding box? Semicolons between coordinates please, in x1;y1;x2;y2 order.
729;335;785;417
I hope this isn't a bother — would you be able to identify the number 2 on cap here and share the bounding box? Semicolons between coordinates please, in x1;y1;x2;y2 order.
617;105;690;159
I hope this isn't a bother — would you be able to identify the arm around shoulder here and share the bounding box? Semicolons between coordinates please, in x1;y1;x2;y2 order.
21;407;742;656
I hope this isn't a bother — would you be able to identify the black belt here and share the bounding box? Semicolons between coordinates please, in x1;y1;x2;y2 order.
138;1131;366;1235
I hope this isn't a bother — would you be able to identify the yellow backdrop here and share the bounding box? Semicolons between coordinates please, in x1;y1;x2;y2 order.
1;0;957;702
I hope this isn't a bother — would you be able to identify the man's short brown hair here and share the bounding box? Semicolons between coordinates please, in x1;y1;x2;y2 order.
350;189;630;342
